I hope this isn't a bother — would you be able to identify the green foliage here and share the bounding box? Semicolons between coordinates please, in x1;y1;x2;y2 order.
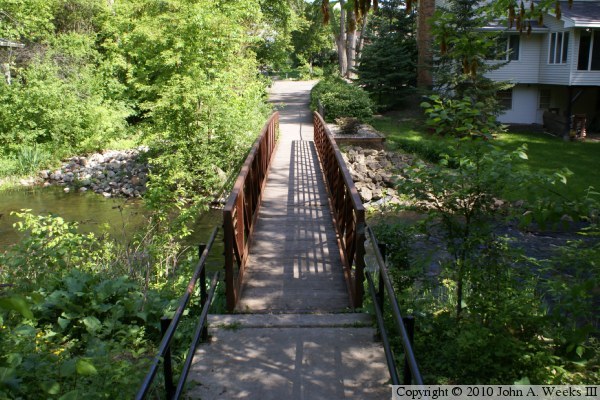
290;1;333;70
118;0;270;225
310;77;374;122
0;209;224;398
0;33;131;157
0;210;112;291
14;144;50;175
0;269;169;399
400;141;529;317
356;1;416;109
421;94;506;138
430;0;510;129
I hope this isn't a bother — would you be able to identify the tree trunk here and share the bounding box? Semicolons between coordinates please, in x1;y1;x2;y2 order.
417;0;435;88
346;8;357;78
337;0;348;77
1;63;11;85
355;12;369;69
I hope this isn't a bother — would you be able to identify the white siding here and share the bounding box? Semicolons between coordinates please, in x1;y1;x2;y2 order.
485;34;542;83
539;15;572;85
497;85;540;124
569;29;600;85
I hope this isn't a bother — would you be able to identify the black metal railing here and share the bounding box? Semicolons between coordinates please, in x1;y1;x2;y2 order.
365;226;424;385
136;227;221;400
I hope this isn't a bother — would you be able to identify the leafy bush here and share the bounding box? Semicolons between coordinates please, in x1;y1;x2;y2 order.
0;270;169;399
310;77;374;123
0;211;112;291
421;95;505;138
0;34;131;158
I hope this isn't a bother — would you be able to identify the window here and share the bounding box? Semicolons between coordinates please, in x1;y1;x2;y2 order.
497;89;513;110
488;35;520;61
548;32;569;64
577;29;600;70
539;89;551;109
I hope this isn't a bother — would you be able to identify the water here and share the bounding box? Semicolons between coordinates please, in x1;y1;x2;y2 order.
0;186;224;270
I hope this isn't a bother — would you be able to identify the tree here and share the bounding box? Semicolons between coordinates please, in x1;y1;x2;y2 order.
320;0;378;77
356;0;416;107
423;0;511;136
416;0;434;88
401;142;530;318
291;2;332;71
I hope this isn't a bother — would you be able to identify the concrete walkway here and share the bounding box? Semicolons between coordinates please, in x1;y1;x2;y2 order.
236;80;349;313
186;81;389;399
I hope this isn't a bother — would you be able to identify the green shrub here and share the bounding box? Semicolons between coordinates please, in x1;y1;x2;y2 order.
0;33;131;157
14;145;50;176
421;94;505;138
0;270;169;399
310;77;374;123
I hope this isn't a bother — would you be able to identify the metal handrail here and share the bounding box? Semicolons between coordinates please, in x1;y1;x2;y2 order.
223;112;279;312
365;225;424;386
313;111;366;308
136;227;220;400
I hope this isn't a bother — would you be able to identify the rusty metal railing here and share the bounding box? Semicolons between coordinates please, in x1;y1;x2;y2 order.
313;111;366;308
223;112;279;312
136;228;220;400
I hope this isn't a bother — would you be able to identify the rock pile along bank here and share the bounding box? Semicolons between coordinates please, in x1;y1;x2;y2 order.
341;146;415;208
37;148;148;198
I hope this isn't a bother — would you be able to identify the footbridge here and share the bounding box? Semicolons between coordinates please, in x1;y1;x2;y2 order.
136;81;422;400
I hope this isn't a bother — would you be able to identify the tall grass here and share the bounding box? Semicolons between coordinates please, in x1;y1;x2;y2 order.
14;144;49;175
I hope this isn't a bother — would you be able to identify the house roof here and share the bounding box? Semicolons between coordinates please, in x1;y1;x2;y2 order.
481;20;549;33
558;1;600;28
0;38;24;48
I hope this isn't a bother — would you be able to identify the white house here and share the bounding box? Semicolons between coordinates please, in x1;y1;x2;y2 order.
483;1;600;134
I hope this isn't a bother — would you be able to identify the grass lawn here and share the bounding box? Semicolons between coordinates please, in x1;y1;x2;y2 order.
371;115;600;198
497;131;600;195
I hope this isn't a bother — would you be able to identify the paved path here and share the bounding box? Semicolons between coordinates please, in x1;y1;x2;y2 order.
235;80;349;313
187;81;389;399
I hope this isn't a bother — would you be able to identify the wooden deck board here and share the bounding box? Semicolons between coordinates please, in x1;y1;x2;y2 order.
235;83;350;313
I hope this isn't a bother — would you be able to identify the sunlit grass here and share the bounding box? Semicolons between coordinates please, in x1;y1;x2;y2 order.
372;116;600;198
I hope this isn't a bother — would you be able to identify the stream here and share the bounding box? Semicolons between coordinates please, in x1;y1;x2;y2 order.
0;186;224;270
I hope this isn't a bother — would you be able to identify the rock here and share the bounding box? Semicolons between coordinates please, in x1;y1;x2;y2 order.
102;192;112;198
39;170;50;179
560;214;574;223
130;175;140;186
372;188;383;201
63;172;74;182
215;167;227;182
43;181;52;187
355;163;368;174
366;161;381;171
360;187;373;202
64;187;70;193
79;187;88;192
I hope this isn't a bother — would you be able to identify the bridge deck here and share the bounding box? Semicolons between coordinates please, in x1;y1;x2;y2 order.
187;81;388;400
235;80;350;313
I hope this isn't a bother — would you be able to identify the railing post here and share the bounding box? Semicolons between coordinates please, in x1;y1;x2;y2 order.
402;316;415;384
198;244;208;342
376;243;386;312
161;317;175;399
